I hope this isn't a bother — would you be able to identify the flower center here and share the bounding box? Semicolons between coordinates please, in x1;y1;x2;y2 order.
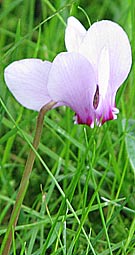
93;85;99;109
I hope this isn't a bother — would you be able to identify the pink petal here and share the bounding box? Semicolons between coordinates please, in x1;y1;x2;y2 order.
65;16;86;52
47;52;96;126
4;59;52;111
79;20;132;91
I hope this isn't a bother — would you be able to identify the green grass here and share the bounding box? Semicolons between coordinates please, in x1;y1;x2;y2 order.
0;0;135;254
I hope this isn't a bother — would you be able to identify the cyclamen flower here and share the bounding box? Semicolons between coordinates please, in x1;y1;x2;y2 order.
4;17;132;127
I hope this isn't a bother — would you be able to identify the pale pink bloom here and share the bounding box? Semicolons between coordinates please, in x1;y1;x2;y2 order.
4;17;132;127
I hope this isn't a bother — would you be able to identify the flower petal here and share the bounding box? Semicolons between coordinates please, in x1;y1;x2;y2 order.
47;52;96;126
4;59;52;111
79;20;132;91
98;46;110;99
65;16;86;52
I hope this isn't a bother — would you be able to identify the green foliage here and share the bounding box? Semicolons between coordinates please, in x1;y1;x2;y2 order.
0;0;135;254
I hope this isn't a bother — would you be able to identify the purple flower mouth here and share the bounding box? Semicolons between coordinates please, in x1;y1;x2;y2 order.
93;85;99;110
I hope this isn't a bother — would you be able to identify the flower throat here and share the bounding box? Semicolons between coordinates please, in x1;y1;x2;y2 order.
93;85;99;109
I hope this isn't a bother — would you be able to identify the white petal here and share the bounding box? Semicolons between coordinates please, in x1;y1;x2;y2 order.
4;59;52;111
98;47;110;99
79;20;132;91
65;16;86;52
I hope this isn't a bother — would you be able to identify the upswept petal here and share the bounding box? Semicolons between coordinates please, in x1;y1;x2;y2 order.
4;59;52;111
47;52;96;126
65;16;86;52
79;20;132;91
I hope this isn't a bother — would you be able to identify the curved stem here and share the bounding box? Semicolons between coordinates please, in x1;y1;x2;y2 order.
1;101;56;255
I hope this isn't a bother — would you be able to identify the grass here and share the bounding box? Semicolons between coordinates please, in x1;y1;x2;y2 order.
0;0;135;254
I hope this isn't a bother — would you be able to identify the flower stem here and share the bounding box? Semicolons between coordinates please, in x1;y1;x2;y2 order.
1;101;56;255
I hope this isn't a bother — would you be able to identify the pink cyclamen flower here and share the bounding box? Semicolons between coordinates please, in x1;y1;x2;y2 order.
4;17;132;127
